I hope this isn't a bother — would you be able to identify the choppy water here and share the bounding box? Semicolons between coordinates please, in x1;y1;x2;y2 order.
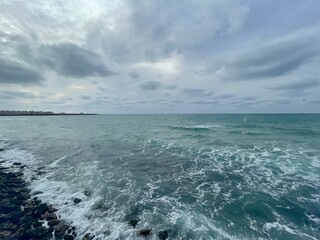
0;114;320;239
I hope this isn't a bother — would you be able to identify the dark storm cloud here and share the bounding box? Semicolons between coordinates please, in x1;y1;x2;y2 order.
211;33;320;81
0;58;43;85
139;81;161;90
0;90;45;99
40;43;115;78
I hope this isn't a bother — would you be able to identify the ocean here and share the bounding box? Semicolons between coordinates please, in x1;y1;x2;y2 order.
0;114;319;239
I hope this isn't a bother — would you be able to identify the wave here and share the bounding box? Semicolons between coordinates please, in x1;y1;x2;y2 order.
168;124;218;131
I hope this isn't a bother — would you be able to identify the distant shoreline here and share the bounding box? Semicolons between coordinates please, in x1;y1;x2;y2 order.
0;111;97;116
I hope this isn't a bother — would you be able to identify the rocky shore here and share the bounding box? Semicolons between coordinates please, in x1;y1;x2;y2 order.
0;161;87;240
0;151;167;239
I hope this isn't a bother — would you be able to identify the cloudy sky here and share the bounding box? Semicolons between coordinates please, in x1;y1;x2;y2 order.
0;0;319;113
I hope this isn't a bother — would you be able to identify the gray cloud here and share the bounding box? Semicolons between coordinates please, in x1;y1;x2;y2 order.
216;94;234;99
0;58;43;84
81;95;92;100
88;0;249;64
210;32;320;81
268;79;319;91
182;89;214;97
40;43;115;78
130;72;140;79
0;90;45;99
190;100;221;105
139;81;161;90
0;0;319;113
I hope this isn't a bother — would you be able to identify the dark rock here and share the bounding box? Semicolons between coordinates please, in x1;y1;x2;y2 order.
128;219;139;227
0;148;4;151
0;230;12;238
19;191;30;200
33;191;44;195
14;172;23;177
48;204;58;213
46;213;58;221
139;228;152;237
0;204;16;214
33;203;48;217
24;200;35;211
83;190;92;197
54;223;68;237
73;198;82;204
31;226;49;238
8;210;24;223
158;230;170;240
34;199;42;206
0;222;18;232
33;221;43;228
64;234;74;240
13;228;31;240
40;212;48;220
13;162;22;165
82;233;95;240
48;219;60;227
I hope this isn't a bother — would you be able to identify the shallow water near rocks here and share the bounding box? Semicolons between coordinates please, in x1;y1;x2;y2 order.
0;114;320;239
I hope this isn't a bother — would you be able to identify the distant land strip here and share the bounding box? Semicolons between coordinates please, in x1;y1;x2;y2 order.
0;110;97;116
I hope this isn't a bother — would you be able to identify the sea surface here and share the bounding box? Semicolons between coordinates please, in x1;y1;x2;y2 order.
0;114;320;240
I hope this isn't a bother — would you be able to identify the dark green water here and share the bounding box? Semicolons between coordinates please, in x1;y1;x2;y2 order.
0;114;319;239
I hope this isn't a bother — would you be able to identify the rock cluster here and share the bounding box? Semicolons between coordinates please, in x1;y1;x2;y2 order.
0;164;76;239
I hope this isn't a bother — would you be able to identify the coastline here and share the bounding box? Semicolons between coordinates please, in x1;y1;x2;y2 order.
0;154;91;240
0;111;97;116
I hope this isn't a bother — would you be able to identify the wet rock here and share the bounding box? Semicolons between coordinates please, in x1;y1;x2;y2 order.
64;234;74;240
158;230;170;240
19;191;30;200
0;230;12;238
48;219;61;227
55;223;68;237
48;204;58;213
46;213;58;221
33;191;44;195
0;204;16;214
83;189;92;197
33;203;48;217
82;232;95;240
40;212;48;220
128;219;139;227
0;221;18;232
24;200;35;211
73;198;82;204
33;221;43;228
139;228;152;237
31;226;50;238
8;210;24;223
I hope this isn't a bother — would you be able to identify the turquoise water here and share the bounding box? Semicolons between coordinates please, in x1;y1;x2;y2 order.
0;114;319;239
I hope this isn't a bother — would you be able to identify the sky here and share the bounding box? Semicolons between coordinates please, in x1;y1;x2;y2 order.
0;0;319;114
